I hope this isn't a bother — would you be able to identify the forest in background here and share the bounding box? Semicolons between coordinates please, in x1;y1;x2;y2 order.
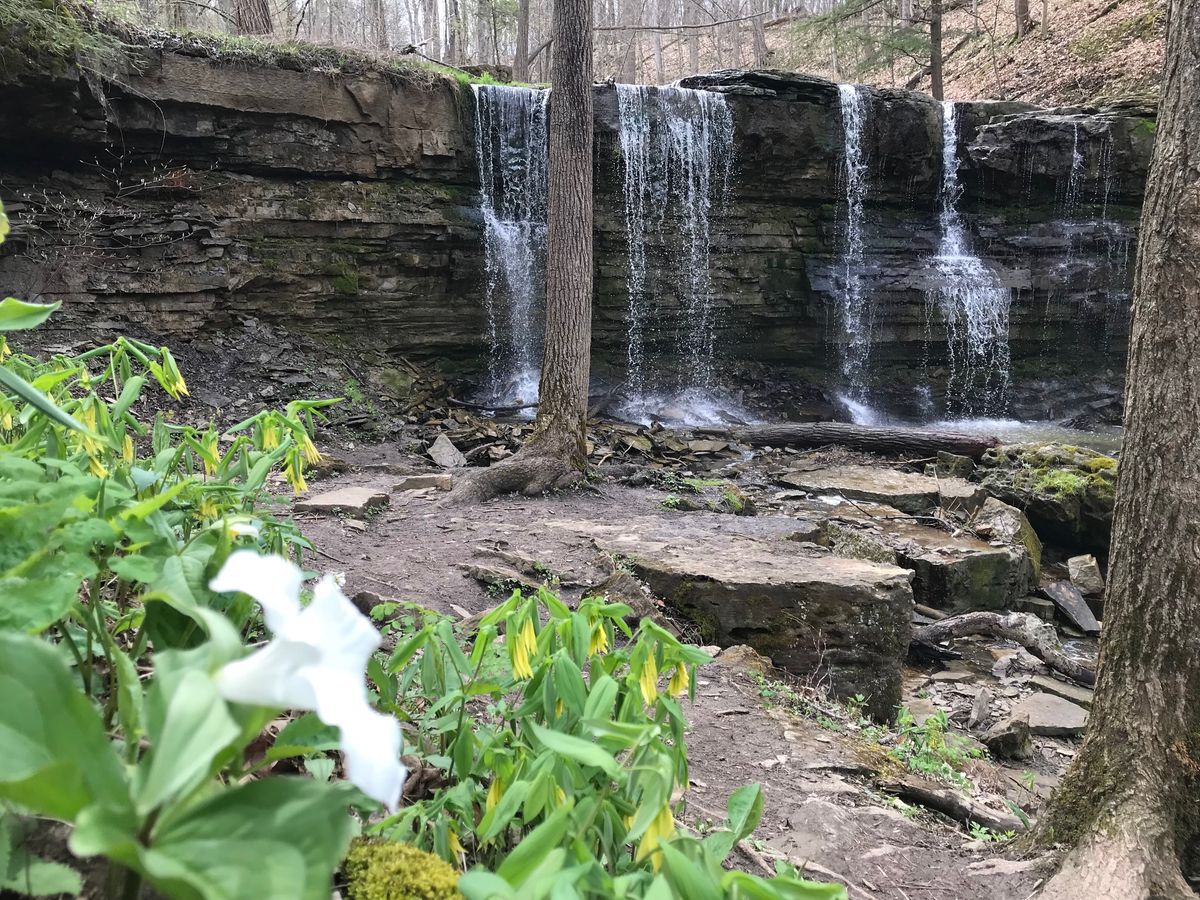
86;0;1164;102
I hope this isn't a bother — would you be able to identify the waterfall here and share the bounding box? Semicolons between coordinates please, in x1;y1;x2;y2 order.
473;84;550;406
615;84;734;419
928;100;1012;417
1064;121;1085;212
836;83;871;396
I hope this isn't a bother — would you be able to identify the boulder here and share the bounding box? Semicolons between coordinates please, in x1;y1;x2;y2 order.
779;465;943;514
1015;596;1056;621
982;717;1034;760
1009;692;1089;737
1028;675;1095;710
823;507;1035;612
974;444;1117;553
1067;554;1106;596
294;486;389;515
971;497;1042;582
1041;580;1101;635
428;435;467;468
567;522;914;719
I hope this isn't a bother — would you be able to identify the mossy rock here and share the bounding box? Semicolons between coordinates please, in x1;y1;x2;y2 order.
975;443;1117;553
344;839;462;900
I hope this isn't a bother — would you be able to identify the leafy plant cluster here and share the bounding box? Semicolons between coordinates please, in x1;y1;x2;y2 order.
1;196;847;898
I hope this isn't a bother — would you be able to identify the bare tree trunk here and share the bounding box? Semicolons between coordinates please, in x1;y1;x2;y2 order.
1015;0;1030;36
1041;0;1048;34
235;0;272;33
1034;4;1200;898
422;0;442;55
448;0;593;503
447;0;463;62
514;0;531;79
929;0;943;100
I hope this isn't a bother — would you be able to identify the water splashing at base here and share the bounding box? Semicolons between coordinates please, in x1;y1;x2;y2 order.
927;101;1012;417
473;84;550;407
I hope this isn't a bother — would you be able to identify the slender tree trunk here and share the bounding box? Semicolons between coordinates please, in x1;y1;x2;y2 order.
448;0;593;503
1041;0;1049;34
1015;0;1030;36
1034;4;1200;898
234;0;272;33
514;0;531;79
929;0;943;100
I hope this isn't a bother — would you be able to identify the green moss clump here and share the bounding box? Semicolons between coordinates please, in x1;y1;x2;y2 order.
1082;455;1117;473
344;840;462;900
1033;469;1089;496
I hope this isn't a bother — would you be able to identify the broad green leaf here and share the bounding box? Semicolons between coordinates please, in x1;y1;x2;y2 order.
137;778;354;900
0;367;94;437
0;567;94;634
496;805;570;886
108;553;163;584
1;812;83;897
0;298;60;332
0;633;130;820
477;779;532;842
134;669;240;815
459;870;517;900
658;843;722;900
267;713;340;762
110;375;146;421
119;479;190;521
726;783;765;842
582;675;619;720
526;722;621;778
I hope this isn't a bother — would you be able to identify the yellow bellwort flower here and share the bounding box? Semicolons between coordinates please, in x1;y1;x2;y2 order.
122;433;135;464
0;335;9;361
260;419;280;451
639;654;659;706
201;431;219;476
509;616;536;680
300;431;321;464
668;662;688;697
485;778;504;813
635;803;675;871
588;621;609;657
448;829;465;858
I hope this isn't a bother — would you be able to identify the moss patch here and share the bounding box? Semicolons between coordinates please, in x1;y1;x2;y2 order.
344;839;462;900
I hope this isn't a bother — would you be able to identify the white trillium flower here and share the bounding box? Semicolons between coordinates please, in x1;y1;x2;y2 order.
210;550;406;811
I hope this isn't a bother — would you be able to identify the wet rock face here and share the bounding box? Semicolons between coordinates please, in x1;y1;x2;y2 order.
0;58;1149;410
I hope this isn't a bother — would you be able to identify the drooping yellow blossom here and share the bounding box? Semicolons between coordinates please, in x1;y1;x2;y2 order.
300;430;321;464
509;616;537;680
0;336;9;361
88;456;110;478
201;430;219;476
122;433;135;464
634;802;675;871
588;622;609;657
261;418;280;451
283;450;308;494
668;662;689;697
485;778;504;813
447;829;465;857
639;654;659;706
198;496;220;521
554;785;566;806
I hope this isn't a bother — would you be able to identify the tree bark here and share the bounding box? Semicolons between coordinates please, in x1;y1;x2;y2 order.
234;0;272;33
1015;0;1030;36
447;0;593;504
514;0;531;80
929;0;944;100
693;422;1000;459
1034;3;1200;897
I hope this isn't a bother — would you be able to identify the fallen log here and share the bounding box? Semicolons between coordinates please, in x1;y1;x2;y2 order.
695;422;1000;459
912;611;1096;686
879;777;1027;834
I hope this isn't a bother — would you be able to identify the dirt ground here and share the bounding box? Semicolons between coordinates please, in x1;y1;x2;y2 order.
288;442;1075;900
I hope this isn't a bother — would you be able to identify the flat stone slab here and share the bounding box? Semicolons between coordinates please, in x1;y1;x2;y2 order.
1028;675;1094;709
394;473;453;492
1010;692;1089;737
779;465;949;514
823;509;1034;613
1042;580;1101;635
549;515;913;719
295;486;390;515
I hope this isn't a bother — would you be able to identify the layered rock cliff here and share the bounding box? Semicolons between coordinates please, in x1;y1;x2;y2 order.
0;48;1153;421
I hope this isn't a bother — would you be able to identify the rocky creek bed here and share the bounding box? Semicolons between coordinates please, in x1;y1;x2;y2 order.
271;414;1114;899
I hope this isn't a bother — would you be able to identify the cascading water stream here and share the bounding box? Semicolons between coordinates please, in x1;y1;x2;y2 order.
927;100;1012;417
615;84;734;421
473;84;550;406
836;83;871;397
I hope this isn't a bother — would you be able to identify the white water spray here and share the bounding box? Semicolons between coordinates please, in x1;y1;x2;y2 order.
836;83;871;395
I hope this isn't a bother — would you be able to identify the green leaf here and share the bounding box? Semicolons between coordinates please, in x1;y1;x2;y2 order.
0;367;94;437
0;633;130;821
458;870;517;900
108;553;163;584
134;669;240;815
526;721;620;778
477;780;532;842
110;375;146;421
582;675;619;720
119;479;190;521
267;713;341;762
0;566;94;634
137;778;354;900
0;298;60;332
658;843;722;900
726;784;764;842
496;805;571;886
1;813;83;897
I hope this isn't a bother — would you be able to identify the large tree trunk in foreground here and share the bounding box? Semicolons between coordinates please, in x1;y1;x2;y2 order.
694;422;999;459
448;0;593;504
1035;4;1200;897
